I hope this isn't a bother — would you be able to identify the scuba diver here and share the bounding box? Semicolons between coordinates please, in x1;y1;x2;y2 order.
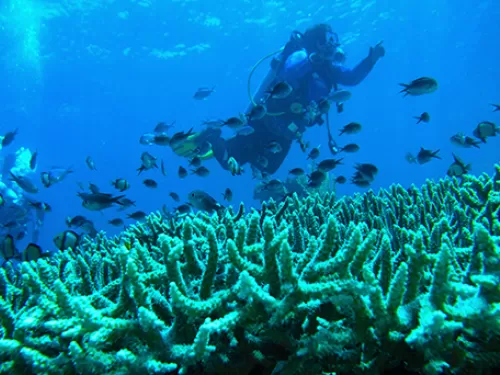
173;23;385;175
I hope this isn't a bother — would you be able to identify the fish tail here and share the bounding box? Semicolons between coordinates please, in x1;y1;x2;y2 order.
414;117;422;124
432;150;442;159
113;195;126;204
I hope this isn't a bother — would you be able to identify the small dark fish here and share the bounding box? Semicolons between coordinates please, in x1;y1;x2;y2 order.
0;193;4;206
246;104;267;121
178;166;188;179
490;104;500;112
288;168;305;176
414;112;430;124
152;133;171;146
263;179;284;191
417;147;441;164
450;132;481;149
189;156;202;168
222;188;233;202
472;121;499;143
127;211;147;220
89;183;100;194
222;116;246;130
1;236;49;262
112;178;130;192
307;147;320;160
188;190;223;213
339;122;362;136
169;128;195;147
66;215;88;228
143;179;158;188
351;172;372;188
266;141;283;154
328;89;352;103
154;121;175;133
399;77;438;96
1;129;18;147
447;153;471;178
78;192;125;211
335;176;347;184
176;204;192;215
318;98;331;114
194;86;216;100
354;163;379;182
266;81;293;99
28;201;52;212
9;172;38;193
317;158;343;172
30;151;38;170
169;192;180;202
191;166;210;177
108;218;124;227
161;160;166;176
339;143;360;153
137;152;158;174
308;170;327;184
54;230;80;251
405;152;417;164
86;156;97;171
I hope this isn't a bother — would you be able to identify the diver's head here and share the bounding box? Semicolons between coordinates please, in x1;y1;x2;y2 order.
303;23;340;61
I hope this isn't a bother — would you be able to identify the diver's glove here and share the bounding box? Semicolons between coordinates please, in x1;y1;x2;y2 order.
368;41;385;63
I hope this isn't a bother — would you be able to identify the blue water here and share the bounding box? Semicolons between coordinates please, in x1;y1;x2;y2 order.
1;0;499;252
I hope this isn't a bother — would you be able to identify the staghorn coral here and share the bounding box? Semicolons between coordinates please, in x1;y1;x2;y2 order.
0;166;499;375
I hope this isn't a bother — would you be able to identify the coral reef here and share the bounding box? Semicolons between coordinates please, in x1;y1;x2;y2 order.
0;165;499;375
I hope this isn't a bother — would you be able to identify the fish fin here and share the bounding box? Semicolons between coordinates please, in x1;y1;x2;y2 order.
432;150;441;159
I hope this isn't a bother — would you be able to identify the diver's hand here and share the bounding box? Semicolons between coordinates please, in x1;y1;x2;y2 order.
369;41;385;63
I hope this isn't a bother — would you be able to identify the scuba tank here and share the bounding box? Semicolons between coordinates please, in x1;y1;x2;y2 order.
246;31;304;113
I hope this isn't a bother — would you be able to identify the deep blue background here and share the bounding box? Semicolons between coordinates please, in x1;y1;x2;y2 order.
1;0;499;251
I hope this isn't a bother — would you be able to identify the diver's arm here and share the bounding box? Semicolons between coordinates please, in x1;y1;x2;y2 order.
332;56;377;86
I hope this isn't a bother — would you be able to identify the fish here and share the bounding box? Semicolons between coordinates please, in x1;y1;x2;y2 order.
127;211;147;220
222;188;233;202
490;104;500;112
108;218;124;227
139;133;155;145
399;77;438;96
169;192;180;202
405;153;418;164
447;153;471;178
308;170;327;185
112;178;130;192
416;147;441;164
317;158;343;172
339;122;362;136
265;81;293;100
9;172;38;193
41;166;73;187
86;156;97;170
414;112;430;124
137;152;158;174
28;201;52;212
53;230;80;251
143;179;158;188
176;204;192;215
265;141;283;154
1;129;18;147
317;98;331;114
1;235;50;264
335;176;347;184
154;121;175;133
78;192;125;211
288;168;305;176
222;116;246;130
191;166;210;177
237;126;256;136
351;172;372;188
450;132;481;149
178;166;188;179
89;183;100;194
152;134;171;146
228;157;243;176
339;143;360;153
246;104;267;121
307;146;320;160
328;89;352;103
169;128;195;147
263;179;285;191
354;163;379;182
66;215;88;228
30;150;38;170
472;121;499;143
189;156;202;168
188;190;224;214
194;86;216;100
161;160;166;176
